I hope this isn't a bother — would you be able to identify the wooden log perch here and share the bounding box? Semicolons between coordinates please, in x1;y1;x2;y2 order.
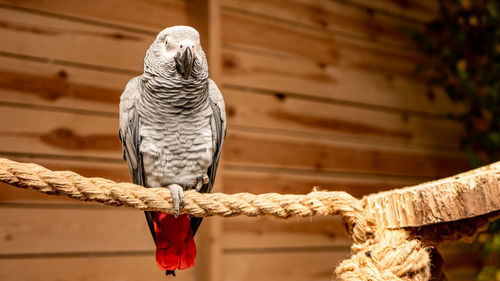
365;161;500;228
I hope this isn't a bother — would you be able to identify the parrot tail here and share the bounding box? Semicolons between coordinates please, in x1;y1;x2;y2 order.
153;212;197;273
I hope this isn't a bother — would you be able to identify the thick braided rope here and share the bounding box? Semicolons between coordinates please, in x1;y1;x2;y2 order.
0;158;437;280
0;158;364;220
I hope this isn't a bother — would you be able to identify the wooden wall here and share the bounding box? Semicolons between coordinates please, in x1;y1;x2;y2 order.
0;0;478;280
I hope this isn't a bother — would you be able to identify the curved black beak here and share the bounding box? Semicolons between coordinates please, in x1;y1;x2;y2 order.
175;47;195;79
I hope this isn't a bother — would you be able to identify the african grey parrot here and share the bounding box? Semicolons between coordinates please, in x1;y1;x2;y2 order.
118;26;226;276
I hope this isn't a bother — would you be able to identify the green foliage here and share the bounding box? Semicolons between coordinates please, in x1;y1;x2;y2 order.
407;1;500;279
474;220;500;280
408;0;500;166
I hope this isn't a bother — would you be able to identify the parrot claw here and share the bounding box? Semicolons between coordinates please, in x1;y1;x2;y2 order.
168;184;185;217
202;174;209;184
194;174;209;191
195;181;202;191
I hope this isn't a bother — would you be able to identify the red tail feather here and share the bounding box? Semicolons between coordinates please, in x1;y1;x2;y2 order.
153;212;196;271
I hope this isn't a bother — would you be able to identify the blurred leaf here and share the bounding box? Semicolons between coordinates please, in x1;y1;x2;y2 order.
466;149;484;167
487;2;498;18
492;233;500;254
478;266;496;281
489;132;500;146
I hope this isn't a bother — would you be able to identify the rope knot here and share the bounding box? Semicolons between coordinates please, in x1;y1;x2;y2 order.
336;229;431;281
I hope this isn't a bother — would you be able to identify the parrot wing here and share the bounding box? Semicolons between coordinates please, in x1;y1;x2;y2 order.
118;77;157;240
119;76;144;186
190;79;226;235
205;78;227;193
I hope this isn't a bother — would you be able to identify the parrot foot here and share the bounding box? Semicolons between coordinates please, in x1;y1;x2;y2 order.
202;174;209;184
194;174;209;191
168;184;185;217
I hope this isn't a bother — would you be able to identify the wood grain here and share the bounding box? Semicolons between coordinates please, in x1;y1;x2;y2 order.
343;0;438;22
222;9;422;76
222;48;460;115
365;161;500;228
0;106;121;159
224;130;469;178
222;251;349;281
0;7;151;71
0;204;351;254
0;255;195;281
223;216;350;249
223;169;417;196
0;55;127;112
0;207;153;254
0;0;186;32
223;89;463;149
222;0;418;47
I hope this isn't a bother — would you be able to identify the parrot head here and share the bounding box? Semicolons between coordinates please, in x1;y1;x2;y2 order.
145;25;207;80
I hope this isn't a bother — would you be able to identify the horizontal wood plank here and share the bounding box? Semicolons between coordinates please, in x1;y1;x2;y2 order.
223;89;463;149
222;0;418;47
223;216;350;249
222;9;422;76
224;130;469;178
0;255;195;281
223;169;417;196
0;106;121;159
342;0;438;22
0;55;128;113
0;204;351;254
0;207;153;254
222;48;460;115
222;251;348;281
0;0;187;32
0;7;151;71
